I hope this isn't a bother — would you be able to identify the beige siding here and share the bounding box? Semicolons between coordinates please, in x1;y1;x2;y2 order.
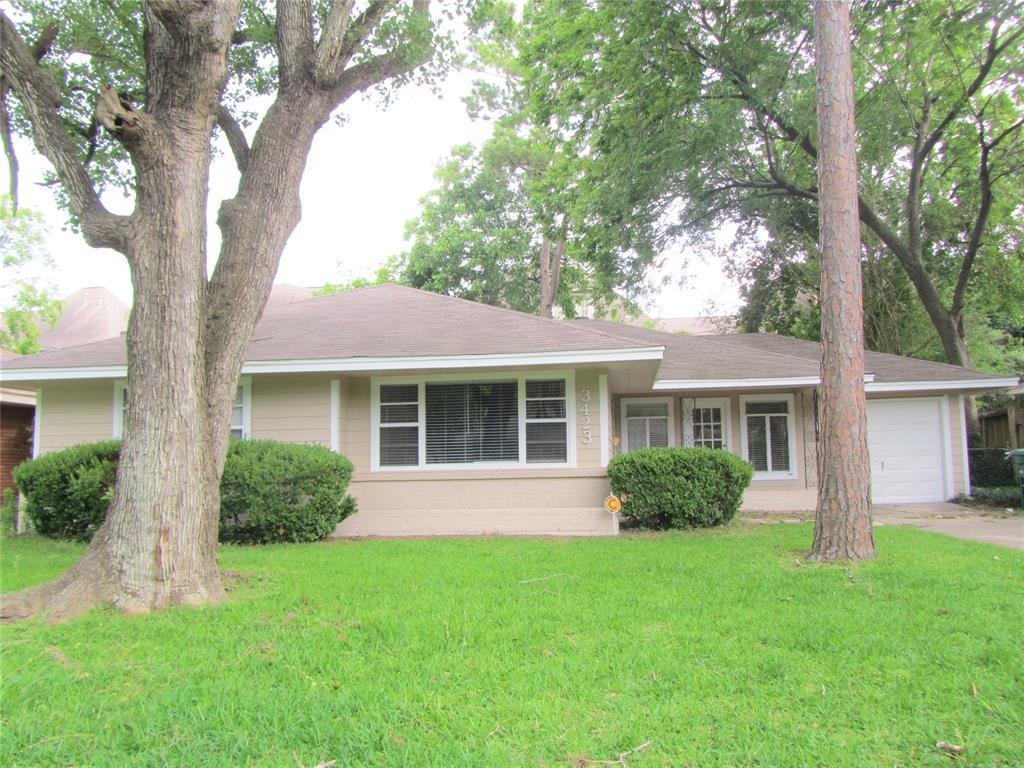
38;381;113;454
340;377;371;470
250;374;331;446
574;368;603;469
338;472;613;536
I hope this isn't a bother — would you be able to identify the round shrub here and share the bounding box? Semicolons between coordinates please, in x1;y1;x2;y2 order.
219;440;357;544
607;447;753;529
13;440;121;541
15;439;358;544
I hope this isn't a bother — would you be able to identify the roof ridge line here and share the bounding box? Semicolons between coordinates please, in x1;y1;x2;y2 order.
382;284;665;350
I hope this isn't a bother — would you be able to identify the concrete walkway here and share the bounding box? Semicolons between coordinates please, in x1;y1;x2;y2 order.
872;502;1023;550
743;502;1024;549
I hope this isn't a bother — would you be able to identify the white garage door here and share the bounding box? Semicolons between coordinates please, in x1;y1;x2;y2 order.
867;398;948;504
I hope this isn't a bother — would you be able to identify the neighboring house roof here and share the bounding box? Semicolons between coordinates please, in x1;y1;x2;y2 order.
650;316;737;335
572;319;1018;392
1;285;663;377
38;287;130;351
1;285;1017;393
266;283;315;306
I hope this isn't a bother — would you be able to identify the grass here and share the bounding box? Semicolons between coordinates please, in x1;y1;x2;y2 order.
1;524;1022;767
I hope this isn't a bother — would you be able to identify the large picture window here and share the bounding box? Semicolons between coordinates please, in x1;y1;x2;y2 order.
740;395;796;478
373;375;573;469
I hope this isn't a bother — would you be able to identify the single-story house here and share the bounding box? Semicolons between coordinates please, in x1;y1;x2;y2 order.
0;285;1017;536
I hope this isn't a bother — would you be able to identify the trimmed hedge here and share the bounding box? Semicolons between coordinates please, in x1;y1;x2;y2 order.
219;440;356;544
13;440;120;541
968;449;1016;487
14;439;357;543
608;447;754;529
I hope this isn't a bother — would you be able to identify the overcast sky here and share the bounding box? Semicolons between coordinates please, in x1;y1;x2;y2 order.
9;71;741;319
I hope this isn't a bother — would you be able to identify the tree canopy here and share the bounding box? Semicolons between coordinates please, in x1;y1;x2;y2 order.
0;196;61;354
517;0;1024;370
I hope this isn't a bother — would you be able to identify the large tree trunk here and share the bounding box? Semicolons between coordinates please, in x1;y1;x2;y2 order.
0;1;434;622
538;237;565;318
811;0;875;562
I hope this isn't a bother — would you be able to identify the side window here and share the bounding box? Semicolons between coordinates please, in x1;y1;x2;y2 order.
621;398;674;451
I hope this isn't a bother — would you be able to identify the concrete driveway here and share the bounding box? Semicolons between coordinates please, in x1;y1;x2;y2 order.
743;502;1024;549
871;502;1023;550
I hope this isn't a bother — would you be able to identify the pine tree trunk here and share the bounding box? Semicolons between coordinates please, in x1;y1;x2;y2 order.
811;0;875;562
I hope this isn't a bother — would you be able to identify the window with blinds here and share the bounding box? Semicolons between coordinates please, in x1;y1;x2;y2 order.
376;376;571;468
525;379;567;462
743;399;791;474
425;381;518;464
623;399;671;451
379;384;420;466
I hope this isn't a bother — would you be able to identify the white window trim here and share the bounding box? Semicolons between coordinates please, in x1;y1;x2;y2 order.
620;396;676;452
739;393;798;480
235;376;252;439
682;396;732;451
112;380;127;438
370;370;576;472
330;379;342;453
114;377;251;439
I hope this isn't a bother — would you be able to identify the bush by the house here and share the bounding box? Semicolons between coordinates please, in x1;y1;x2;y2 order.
608;447;754;529
219;440;356;544
15;439;357;543
969;486;1022;510
967;448;1015;487
13;440;121;542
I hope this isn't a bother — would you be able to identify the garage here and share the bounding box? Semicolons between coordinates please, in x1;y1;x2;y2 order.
867;398;949;504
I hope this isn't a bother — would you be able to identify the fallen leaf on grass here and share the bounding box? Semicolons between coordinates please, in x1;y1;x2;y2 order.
47;646;72;668
935;741;963;755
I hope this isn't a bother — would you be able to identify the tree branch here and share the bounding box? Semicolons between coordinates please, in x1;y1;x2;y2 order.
314;1;399;87
1;22;59;211
214;105;250;173
276;0;314;90
0;12;127;250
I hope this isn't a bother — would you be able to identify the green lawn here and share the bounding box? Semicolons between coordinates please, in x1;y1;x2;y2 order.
1;525;1021;768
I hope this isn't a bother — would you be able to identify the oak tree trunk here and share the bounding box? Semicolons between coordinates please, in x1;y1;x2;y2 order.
811;0;875;562
0;1;434;622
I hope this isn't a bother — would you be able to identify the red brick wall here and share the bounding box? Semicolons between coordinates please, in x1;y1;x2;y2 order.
0;403;34;492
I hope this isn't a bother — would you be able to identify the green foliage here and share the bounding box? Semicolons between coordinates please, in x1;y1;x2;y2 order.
968;449;1017;488
607;447;753;529
3;527;1023;766
0;488;16;536
968;486;1022;510
220;440;356;544
13;440;121;542
519;0;1024;369
0;196;62;354
15;439;357;544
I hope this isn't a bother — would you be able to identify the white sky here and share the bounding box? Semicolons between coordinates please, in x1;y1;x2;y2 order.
8;71;741;319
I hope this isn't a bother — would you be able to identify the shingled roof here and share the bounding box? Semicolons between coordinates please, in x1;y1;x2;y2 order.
573;319;1015;388
1;285;659;374
1;286;1016;392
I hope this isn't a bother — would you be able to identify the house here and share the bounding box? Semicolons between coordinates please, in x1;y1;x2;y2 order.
0;285;1017;536
0;287;132;492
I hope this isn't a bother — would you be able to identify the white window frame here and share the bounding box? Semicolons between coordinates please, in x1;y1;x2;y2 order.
113;377;251;439
682;397;732;451
370;370;576;471
739;393;798;480
620;396;676;452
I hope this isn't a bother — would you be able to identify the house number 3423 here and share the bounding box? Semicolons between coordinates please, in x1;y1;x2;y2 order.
579;388;593;444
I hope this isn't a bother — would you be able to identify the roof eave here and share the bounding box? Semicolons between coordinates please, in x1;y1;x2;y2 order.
0;346;666;382
865;377;1020;393
652;374;875;391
